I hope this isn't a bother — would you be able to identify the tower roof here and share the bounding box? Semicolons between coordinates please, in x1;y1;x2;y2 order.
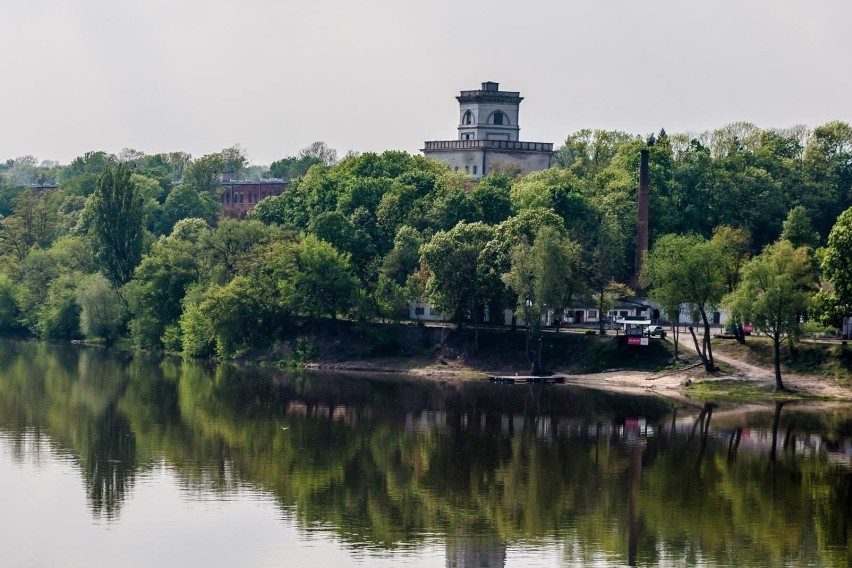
457;81;523;105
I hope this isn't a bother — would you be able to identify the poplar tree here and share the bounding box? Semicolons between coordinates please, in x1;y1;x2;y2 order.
89;163;144;286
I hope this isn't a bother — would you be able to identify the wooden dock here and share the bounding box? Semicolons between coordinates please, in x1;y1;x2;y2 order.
487;375;566;384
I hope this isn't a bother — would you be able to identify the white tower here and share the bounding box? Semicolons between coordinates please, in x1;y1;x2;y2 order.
423;81;552;179
457;81;522;142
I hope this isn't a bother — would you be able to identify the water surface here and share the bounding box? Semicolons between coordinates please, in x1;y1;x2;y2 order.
0;340;850;567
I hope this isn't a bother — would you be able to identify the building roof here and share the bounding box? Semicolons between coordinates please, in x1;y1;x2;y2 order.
423;140;552;152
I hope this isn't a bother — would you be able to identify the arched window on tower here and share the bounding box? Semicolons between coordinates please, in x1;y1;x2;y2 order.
462;111;473;125
492;111;505;125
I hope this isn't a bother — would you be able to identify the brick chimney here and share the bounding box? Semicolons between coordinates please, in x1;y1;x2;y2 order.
632;149;650;289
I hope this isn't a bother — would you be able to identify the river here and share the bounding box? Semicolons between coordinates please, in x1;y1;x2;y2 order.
0;339;850;567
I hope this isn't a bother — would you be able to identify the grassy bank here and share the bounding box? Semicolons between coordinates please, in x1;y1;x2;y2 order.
685;379;814;402
712;336;852;384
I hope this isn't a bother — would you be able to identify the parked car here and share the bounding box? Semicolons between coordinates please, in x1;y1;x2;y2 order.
644;325;665;337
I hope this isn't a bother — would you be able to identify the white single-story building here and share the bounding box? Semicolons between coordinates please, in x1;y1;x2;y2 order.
408;302;448;322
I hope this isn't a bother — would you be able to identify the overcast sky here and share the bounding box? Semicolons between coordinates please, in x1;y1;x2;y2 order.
3;0;851;165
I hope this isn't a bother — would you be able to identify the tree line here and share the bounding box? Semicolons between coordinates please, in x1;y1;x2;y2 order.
0;122;849;376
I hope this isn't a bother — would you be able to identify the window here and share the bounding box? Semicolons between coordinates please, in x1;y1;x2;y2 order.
589;310;597;318
465;165;469;173
472;166;477;174
463;110;473;125
239;193;244;204
493;111;504;125
463;134;470;140
414;306;425;316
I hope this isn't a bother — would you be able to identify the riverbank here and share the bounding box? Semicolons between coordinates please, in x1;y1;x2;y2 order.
285;321;852;403
276;320;674;374
64;320;852;403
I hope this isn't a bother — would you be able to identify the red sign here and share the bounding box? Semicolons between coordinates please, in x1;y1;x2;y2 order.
628;337;642;346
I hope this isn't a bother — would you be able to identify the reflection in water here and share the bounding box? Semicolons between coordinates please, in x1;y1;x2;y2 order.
0;339;851;567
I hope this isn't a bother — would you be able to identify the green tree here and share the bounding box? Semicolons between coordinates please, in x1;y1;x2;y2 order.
76;274;126;342
158;183;218;234
781;206;820;249
380;226;424;285
554;129;639;178
279;235;357;321
0;273;23;334
420;222;494;329
269;155;323;181
37;273;82;339
202;274;288;358
308;210;376;283
712;225;752;343
589;212;628;335
125;219;207;348
87;164;145;286
182;153;225;194
822;207;852;311
802;121;852;238
0;189;60;261
724;240;816;390
9;236;94;335
642;234;728;371
201;218;274;283
471;173;514;225
502;226;580;374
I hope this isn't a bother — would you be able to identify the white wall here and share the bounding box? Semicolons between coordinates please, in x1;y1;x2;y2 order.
408;302;447;322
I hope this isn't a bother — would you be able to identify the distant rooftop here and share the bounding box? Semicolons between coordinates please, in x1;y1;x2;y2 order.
423;140;552;152
457;81;523;104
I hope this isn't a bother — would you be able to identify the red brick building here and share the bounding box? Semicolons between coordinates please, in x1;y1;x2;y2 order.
219;179;289;215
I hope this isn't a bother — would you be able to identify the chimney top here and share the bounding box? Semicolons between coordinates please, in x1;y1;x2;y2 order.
482;81;499;91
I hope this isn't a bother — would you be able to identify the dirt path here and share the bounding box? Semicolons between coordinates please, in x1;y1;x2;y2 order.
676;331;852;400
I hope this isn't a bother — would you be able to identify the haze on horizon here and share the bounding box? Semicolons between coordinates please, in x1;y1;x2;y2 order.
3;0;851;166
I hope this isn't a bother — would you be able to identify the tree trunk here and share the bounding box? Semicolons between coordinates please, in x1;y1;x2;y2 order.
688;326;709;370
528;332;543;376
671;323;679;361
773;333;785;391
733;316;746;345
598;282;606;335
700;309;716;371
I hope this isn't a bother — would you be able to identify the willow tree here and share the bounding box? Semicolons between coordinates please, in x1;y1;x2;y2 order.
88;163;144;286
502;225;580;375
724;240;816;390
